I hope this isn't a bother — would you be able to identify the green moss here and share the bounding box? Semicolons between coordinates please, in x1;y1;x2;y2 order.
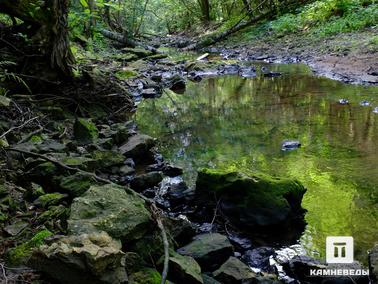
74;118;99;144
115;69;138;80
7;229;52;265
129;268;162;284
35;193;66;208
60;173;93;197
91;150;124;168
0;212;7;222
36;205;70;224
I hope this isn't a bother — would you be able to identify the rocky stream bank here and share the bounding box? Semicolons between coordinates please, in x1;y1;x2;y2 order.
0;46;377;284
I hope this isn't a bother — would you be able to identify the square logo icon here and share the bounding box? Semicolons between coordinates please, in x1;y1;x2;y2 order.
326;236;354;263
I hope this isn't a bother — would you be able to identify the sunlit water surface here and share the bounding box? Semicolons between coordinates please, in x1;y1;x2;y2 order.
136;63;378;263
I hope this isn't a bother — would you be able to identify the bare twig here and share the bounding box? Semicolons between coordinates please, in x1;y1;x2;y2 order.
0;116;39;139
0;263;8;284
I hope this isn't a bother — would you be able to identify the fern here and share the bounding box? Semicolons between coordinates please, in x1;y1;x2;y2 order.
0;61;31;94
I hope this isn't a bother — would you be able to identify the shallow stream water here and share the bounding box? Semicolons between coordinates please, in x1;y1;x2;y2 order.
136;62;378;263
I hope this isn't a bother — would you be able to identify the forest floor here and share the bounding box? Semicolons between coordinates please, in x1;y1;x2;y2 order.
216;26;378;85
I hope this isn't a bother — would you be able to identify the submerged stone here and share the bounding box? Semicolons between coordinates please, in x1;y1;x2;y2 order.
68;184;151;242
281;140;301;151
177;233;234;271
195;168;306;229
30;232;127;284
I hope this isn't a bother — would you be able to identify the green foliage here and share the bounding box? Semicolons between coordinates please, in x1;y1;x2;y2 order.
0;61;31;94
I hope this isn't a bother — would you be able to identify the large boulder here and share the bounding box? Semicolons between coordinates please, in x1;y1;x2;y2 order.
68;184;151;243
369;245;378;284
213;257;256;283
29;232;127;284
119;134;155;160
195;168;307;229
177;233;234;271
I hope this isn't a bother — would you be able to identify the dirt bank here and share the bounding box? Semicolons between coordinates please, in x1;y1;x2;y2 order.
218;27;378;85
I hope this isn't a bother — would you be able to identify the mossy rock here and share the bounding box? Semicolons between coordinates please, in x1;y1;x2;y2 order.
60;173;94;197
60;156;96;171
122;47;153;58
74;118;99;144
115;69;138;80
196;168;307;228
164;251;203;284
34;193;67;208
7;229;52;265
129;268;162;284
91;150;124;168
36;205;70;225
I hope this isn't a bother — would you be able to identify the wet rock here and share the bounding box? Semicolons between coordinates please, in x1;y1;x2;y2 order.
119;134;156;159
142;88;159;98
202;274;221;284
60;173;94;197
129;268;161;284
163;164;184;177
169;74;186;94
74;118;99;144
281;140;301;151
242;247;276;272
195;168;306;229
119;165;135;176
219;64;240;75
369;245;378;283
29;232;127;284
339;99;349;105
177;233;234;271
167;251;203;284
373;107;378;114
213;257;256;283
68;184;151;243
360;100;370;106
131;171;164;191
238;67;257;78
163;216;196;247
158;176;194;205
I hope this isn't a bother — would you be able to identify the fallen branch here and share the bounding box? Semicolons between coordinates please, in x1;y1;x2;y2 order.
0;116;40;139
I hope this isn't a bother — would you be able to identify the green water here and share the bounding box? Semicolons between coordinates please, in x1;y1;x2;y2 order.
135;63;378;263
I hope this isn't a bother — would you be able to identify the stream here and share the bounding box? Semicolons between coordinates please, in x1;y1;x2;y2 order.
135;61;378;264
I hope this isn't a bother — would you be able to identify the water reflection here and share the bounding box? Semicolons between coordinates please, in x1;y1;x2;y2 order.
136;63;378;263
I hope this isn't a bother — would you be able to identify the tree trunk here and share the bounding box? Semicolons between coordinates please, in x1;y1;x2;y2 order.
198;0;211;23
0;0;74;77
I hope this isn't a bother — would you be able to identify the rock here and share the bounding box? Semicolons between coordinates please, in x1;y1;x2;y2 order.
281;140;301;151
238;67;256;78
119;165;135;175
141;88;160;98
24;182;45;201
0;138;9;147
213;257;256;283
129;268;161;284
202;274;221;284
36;139;66;153
29;232;127;284
91;150;124;168
167;251;203;284
373;107;378;114
130;171;164;191
119;134;155;160
242;247;276;273
158;176;194;205
74;118;99;144
162;164;183;177
0;95;11;107
169;75;186;94
36;205;69;224
177;233;234;271
360;100;370;106
122;47;153;58
68;184;151;243
196;168;306;229
34;193;67;208
60;155;96;171
59;173;94;197
7;230;52;265
4;220;29;236
369;245;378;283
339;99;349;105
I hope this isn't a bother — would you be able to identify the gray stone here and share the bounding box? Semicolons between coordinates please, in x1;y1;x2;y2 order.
213;257;256;284
177;233;234;271
168;251;203;284
74;118;99;144
68;184;151;242
29;232;127;284
119;134;155;159
131;171;164;191
369;245;378;284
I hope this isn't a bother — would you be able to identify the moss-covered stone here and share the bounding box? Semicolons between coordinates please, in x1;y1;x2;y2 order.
60;156;96;171
24;183;45;201
7;229;52;265
129;268;162;284
91;150;124;168
73;118;99;144
166;251;203;284
60;173;93;197
196;168;307;228
34;193;66;208
122;47;153;58
36;205;70;224
213;257;256;284
115;69;138;80
68;184;152;243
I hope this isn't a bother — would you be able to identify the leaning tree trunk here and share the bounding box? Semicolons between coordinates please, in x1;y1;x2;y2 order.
0;0;74;77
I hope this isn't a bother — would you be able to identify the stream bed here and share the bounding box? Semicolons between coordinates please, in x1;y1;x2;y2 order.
135;62;378;264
